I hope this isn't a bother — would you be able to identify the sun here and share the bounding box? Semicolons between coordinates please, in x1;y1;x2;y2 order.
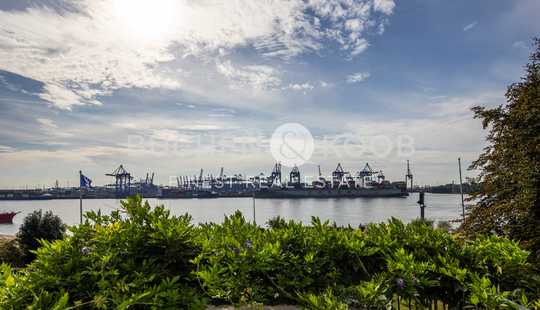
111;0;178;39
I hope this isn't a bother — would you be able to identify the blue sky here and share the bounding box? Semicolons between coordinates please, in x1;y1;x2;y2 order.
0;0;538;188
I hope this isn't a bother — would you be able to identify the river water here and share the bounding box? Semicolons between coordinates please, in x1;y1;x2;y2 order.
0;193;466;235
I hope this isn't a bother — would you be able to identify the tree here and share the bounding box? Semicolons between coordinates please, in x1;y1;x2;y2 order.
16;209;65;262
462;38;540;261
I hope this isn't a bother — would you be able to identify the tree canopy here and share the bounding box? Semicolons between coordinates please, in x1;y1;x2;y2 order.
463;38;540;261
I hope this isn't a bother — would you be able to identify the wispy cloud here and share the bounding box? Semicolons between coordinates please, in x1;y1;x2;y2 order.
0;145;14;153
216;60;282;90
512;41;528;50
346;72;371;83
463;21;478;32
284;83;315;92
36;118;58;129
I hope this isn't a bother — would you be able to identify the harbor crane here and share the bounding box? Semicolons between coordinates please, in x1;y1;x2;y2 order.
106;164;133;196
332;163;345;185
358;163;374;187
289;165;301;188
144;172;154;185
405;160;414;192
377;171;385;183
312;165;327;188
269;163;282;187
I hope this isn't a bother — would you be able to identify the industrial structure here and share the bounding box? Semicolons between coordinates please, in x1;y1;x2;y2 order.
0;161;410;200
405;160;414;192
106;165;133;197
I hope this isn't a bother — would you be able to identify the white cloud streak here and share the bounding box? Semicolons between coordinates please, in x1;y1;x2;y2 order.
463;21;478;32
216;60;282;90
36;118;58;129
284;83;315;92
0;145;14;153
346;72;371;83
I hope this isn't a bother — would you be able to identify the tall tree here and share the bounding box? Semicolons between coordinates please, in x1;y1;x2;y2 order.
463;39;540;260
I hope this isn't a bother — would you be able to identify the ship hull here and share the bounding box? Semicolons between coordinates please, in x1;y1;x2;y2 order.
158;189;219;199
255;187;408;198
0;212;18;223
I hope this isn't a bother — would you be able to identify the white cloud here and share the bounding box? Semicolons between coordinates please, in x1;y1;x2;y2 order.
512;41;528;50
463;21;478;32
373;0;396;15
284;82;315;92
36;118;58;129
345;19;364;32
0;0;394;109
320;81;332;88
150;129;193;143
35;117;74;138
216;60;282;90
0;145;14;153
346;72;371;83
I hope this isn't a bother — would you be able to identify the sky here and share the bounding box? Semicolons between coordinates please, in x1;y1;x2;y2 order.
0;0;538;188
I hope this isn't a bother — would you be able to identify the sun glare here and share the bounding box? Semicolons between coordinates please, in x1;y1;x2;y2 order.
111;0;178;39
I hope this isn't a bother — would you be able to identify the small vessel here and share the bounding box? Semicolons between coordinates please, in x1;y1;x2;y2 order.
0;211;19;224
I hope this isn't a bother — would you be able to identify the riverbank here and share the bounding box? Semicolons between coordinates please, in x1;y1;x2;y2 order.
0;234;14;240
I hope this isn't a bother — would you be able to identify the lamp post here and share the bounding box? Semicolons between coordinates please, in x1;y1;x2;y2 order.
417;191;426;220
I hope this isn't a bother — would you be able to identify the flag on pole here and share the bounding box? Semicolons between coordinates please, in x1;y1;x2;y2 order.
80;172;92;188
79;170;92;224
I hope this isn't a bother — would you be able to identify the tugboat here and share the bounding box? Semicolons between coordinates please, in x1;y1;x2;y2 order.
0;211;19;224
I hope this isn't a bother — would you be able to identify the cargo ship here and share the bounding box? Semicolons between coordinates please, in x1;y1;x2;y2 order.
255;186;406;198
158;187;219;199
254;163;408;198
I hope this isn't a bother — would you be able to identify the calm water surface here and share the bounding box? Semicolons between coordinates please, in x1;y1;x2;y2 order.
0;193;466;235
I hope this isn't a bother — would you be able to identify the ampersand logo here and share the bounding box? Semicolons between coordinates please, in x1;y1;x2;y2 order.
270;123;314;167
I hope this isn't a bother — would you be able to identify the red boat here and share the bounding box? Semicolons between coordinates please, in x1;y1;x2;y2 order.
0;212;19;223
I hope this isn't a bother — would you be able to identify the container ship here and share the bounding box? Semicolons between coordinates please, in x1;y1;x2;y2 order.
254;163;408;198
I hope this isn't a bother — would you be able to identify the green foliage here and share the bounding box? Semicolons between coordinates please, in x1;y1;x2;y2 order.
464;38;540;263
298;288;349;310
436;220;452;232
0;196;538;309
16;209;65;262
2;196;206;309
0;239;25;267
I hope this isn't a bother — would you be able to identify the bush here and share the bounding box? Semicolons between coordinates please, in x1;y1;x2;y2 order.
0;196;539;309
16;210;65;262
0;239;24;267
436;220;452;232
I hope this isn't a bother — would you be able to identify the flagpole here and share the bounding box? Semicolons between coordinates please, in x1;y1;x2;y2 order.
252;192;256;225
79;170;83;224
458;158;465;221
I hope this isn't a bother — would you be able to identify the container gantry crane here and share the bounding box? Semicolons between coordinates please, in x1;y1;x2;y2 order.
405;160;414;192
106;164;133;197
